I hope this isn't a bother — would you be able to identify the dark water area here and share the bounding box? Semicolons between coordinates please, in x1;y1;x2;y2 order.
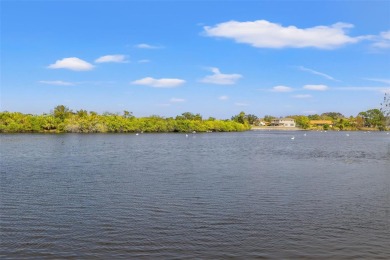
1;131;389;259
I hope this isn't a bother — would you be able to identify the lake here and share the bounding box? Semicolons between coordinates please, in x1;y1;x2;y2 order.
1;131;389;259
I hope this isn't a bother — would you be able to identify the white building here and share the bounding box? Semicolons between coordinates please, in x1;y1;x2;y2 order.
271;118;296;127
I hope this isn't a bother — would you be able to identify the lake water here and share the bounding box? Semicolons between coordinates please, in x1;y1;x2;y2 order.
1;131;389;259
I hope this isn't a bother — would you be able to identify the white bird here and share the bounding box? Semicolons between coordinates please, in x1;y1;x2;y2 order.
136;133;139;136
291;136;295;140
185;134;188;138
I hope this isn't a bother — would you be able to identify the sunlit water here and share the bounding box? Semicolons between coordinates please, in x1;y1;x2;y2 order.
1;131;389;259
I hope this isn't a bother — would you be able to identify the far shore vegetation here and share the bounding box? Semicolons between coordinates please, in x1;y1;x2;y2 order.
0;106;251;133
1;94;389;133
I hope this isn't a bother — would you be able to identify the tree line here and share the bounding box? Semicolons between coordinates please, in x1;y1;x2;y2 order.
291;110;386;130
0;105;251;133
1;95;389;133
260;109;387;131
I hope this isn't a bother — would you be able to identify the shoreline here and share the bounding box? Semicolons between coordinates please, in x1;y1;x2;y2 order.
251;126;304;131
250;126;384;131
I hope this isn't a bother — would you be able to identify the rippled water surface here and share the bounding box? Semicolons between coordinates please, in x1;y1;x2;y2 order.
1;131;389;259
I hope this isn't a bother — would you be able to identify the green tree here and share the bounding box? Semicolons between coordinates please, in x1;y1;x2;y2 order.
245;114;258;125
323;124;330;130
335;118;350;130
321;112;344;120
53;105;72;121
358;109;385;129
263;115;275;123
232;111;247;124
123;110;134;119
356;115;365;128
76;109;88;117
308;114;320;120
0;106;251;133
178;112;202;121
193;113;203;121
294;116;310;129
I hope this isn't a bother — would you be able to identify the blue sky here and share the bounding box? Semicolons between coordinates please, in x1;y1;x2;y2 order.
1;0;390;118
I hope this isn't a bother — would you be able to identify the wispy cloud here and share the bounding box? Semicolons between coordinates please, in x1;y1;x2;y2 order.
218;95;229;100
135;43;163;49
170;98;186;103
271;85;293;92
131;77;185;88
204;20;363;49
298;66;340;81
95;54;128;63
303;84;329;91
364;78;390;85
39;80;75;86
371;30;390;49
293;94;312;99
76;80;117;86
200;67;242;85
138;59;151;63
48;57;94;71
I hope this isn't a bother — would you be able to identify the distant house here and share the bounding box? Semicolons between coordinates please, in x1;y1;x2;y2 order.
310;120;333;127
271;118;296;127
254;119;268;126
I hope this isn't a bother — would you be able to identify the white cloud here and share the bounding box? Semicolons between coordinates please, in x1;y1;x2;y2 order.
170;98;186;103
200;67;242;85
138;59;151;63
303;84;329;91
293;94;312;99
135;43;162;49
218;95;229;100
372;30;390;49
48;57;94;71
298;66;339;81
204;20;362;49
39;80;75;86
131;77;185;88
271;85;293;92
95;55;128;63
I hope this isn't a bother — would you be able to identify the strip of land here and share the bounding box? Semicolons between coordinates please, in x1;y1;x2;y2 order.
251;126;304;131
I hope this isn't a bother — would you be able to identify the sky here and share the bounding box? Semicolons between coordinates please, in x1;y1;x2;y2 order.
1;0;390;119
